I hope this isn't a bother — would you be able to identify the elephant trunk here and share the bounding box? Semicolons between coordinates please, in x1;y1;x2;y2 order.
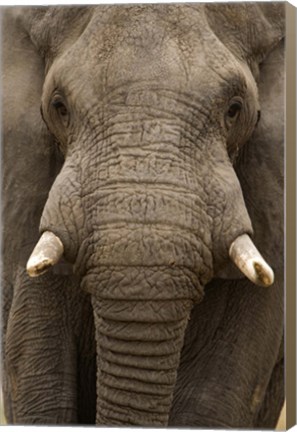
89;267;196;425
80;218;204;425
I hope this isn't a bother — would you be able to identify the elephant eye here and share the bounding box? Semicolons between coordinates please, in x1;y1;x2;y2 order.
51;95;69;127
53;101;68;116
225;98;243;130
227;101;242;119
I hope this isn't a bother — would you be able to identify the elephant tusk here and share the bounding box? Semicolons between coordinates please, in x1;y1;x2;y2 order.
26;231;64;277
229;234;274;287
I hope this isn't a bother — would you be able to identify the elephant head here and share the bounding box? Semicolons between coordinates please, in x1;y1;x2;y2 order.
19;4;283;426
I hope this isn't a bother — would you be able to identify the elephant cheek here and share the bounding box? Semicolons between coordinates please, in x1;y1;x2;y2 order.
83;266;202;426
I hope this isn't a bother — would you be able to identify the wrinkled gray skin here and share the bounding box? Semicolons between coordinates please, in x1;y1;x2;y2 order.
2;4;284;427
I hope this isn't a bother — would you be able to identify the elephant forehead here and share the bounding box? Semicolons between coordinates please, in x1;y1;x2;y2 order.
45;4;248;108
55;5;231;90
85;5;209;59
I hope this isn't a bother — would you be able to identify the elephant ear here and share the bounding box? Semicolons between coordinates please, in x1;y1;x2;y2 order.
204;3;285;77
2;7;62;272
2;6;63;346
1;6;59;419
15;6;94;71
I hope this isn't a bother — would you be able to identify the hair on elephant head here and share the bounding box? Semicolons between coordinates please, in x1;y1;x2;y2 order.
2;3;285;427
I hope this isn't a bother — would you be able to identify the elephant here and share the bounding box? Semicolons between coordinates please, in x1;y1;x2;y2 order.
1;3;285;428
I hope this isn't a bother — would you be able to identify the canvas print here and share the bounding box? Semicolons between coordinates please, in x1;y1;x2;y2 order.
1;2;286;428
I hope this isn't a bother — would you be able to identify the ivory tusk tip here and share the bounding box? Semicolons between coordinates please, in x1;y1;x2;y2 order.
229;234;274;287
26;231;64;278
26;256;54;277
253;262;274;287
